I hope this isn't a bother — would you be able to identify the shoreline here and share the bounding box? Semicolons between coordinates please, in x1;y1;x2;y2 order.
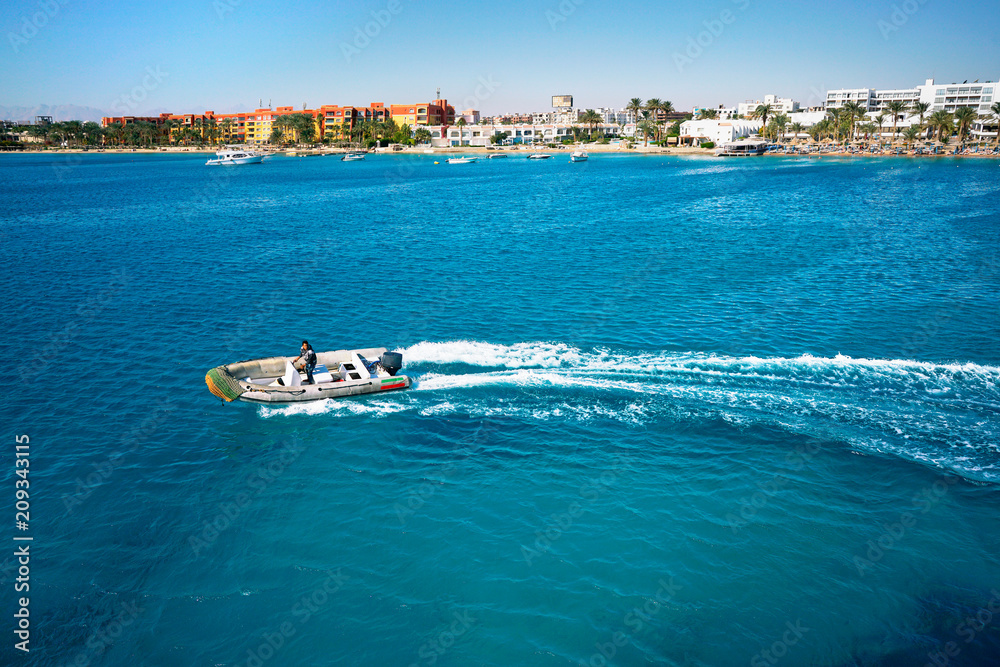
4;144;998;158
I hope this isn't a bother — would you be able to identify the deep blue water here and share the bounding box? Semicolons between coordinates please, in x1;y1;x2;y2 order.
2;151;999;666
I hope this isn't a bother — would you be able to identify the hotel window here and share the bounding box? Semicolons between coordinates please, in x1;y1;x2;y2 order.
984;96;992;102
936;89;945;95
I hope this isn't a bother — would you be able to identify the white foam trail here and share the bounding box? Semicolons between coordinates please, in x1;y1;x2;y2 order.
260;398;410;419
402;340;584;368
402;341;1000;390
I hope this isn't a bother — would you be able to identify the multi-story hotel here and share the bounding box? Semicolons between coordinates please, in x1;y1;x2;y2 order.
826;78;997;115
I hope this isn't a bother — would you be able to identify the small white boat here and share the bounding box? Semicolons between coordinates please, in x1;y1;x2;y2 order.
341;153;366;161
488;154;508;159
446;156;477;164
570;151;588;162
206;347;410;404
206;148;263;165
527;153;552;160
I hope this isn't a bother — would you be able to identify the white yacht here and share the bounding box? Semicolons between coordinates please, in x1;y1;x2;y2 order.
206;148;264;165
446;156;477;164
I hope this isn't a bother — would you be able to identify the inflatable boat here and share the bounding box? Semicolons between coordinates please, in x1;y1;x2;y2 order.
205;347;410;404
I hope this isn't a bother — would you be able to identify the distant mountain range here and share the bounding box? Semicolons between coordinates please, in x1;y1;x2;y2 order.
0;104;116;123
1;102;264;123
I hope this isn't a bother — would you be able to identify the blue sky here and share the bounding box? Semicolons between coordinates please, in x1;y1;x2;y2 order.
2;0;998;116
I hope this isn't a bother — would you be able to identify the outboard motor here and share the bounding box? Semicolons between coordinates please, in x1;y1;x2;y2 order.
379;351;403;377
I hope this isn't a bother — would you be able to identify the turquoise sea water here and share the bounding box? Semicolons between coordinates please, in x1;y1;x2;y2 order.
2;152;999;666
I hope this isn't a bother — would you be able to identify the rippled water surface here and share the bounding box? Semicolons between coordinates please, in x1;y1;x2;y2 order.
2;152;999;666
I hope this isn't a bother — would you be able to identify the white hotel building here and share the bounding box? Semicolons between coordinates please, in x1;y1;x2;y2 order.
827;78;999;140
826;78;997;115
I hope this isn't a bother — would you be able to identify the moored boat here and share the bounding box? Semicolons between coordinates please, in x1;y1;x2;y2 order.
527;153;552;160
206;148;264;165
446;156;477;164
715;139;767;156
570;150;588;162
205;347;411;404
341;153;366;161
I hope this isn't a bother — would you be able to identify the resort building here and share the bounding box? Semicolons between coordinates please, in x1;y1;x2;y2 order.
737;95;800;118
826;78;998;115
692;105;737;120
679;119;764;146
389;99;455;127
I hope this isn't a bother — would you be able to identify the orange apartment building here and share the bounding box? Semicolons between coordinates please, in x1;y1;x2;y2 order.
103;98;456;144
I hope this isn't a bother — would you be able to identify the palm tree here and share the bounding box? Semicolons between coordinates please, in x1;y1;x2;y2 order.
659;100;675;140
772;113;789;143
295;113;317;144
874;113;887;144
414;127;432;145
909;101;930;139
840;101;866;142
901;126;920;149
62;120;83;146
884;100;907;144
637;119;657;147
625;97;643;141
105;122;124;146
579;109;602;140
455;117;467;146
697;108;718;120
644;98;664;142
82;121;102;146
991;102;1000;147
927;110;954;143
161;118;177;145
789;122;804;144
953;106;977;147
751;103;773;137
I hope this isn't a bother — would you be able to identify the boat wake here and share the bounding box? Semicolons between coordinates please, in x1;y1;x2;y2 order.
260;340;1000;482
